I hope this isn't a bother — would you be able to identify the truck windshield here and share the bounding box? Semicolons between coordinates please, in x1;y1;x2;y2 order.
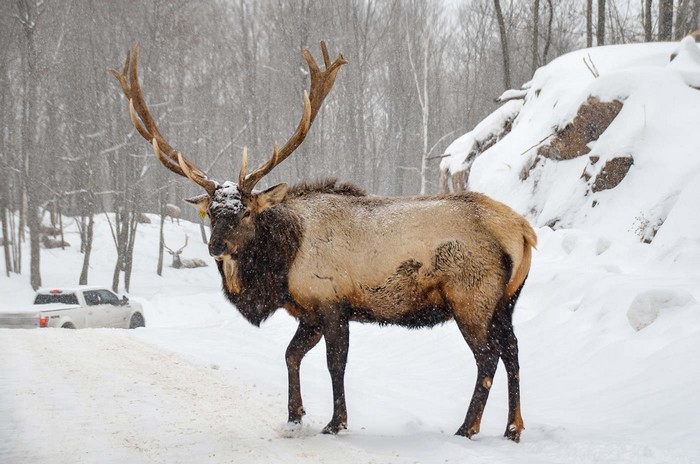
34;293;79;305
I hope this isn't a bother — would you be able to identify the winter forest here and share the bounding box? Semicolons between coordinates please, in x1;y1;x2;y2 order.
2;0;696;290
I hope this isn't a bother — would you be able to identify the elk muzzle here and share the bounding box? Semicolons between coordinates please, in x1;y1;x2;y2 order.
209;240;228;258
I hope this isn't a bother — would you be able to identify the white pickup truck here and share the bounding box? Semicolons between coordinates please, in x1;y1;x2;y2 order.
0;286;146;329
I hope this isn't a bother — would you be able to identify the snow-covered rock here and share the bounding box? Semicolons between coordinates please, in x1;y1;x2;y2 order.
442;40;700;247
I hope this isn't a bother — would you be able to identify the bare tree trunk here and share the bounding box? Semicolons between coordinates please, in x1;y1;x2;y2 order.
420;41;429;195
494;0;512;89
543;0;554;62
675;0;698;37
1;197;10;277
532;0;540;74
9;204;19;273
587;0;593;47
124;213;138;292
17;3;42;290
597;0;606;45
659;0;674;40
157;196;165;276
692;0;700;32
645;0;653;41
676;0;688;38
78;206;94;285
405;7;436;195
112;208;125;293
57;200;65;251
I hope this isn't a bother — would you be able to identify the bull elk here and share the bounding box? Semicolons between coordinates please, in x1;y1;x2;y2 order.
164;235;208;269
112;42;537;442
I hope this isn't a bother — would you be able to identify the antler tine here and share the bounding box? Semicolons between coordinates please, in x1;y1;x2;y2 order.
163;240;174;253
179;235;189;253
239;146;249;186
239;42;346;193
112;44;217;196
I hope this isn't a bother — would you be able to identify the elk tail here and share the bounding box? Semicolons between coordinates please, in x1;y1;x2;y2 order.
504;219;537;300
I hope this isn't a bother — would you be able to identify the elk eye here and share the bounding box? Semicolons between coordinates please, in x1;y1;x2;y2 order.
241;210;251;219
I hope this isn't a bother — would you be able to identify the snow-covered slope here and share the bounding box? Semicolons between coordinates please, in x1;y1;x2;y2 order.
442;40;700;246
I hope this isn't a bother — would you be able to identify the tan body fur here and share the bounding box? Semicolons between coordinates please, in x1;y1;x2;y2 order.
285;192;535;340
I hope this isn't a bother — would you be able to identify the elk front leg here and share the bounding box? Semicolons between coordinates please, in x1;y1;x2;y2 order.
321;309;350;434
286;319;322;424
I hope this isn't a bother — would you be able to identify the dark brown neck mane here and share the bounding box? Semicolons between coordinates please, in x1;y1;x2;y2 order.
286;178;366;199
218;178;364;326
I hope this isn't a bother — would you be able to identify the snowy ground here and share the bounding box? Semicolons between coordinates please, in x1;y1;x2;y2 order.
1;215;699;464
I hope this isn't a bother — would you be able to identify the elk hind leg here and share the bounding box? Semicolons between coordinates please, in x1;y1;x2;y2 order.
494;284;526;442
321;308;350;434
448;286;502;439
286;319;322;424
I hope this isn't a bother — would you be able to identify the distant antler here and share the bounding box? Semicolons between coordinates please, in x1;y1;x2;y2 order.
111;45;217;196
178;235;189;253
163;240;174;254
238;41;346;194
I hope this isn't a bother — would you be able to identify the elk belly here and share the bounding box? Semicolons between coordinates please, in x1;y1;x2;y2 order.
353;258;449;326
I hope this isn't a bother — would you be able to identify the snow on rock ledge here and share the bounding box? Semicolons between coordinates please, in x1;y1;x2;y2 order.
442;40;700;245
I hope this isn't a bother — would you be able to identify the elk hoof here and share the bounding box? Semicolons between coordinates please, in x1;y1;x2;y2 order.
321;421;347;435
504;424;522;443
455;424;479;439
288;407;306;424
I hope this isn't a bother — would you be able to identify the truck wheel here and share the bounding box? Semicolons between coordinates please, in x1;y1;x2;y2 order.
61;322;76;329
129;313;145;329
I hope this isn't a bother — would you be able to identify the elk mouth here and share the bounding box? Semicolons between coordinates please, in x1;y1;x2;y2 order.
213;251;239;262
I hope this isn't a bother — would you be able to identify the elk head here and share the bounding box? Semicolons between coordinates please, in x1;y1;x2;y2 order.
112;43;346;261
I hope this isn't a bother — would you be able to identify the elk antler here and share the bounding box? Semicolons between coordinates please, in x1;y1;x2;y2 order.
178;235;189;253
111;44;217;196
238;41;346;194
163;235;188;255
163;241;174;254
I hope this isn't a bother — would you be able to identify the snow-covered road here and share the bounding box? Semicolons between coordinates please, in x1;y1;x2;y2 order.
0;329;387;464
2;316;698;464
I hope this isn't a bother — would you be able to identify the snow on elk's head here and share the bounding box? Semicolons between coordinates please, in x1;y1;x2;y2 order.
111;42;345;260
184;179;288;259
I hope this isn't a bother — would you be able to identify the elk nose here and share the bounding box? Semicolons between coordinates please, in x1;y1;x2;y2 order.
209;241;227;258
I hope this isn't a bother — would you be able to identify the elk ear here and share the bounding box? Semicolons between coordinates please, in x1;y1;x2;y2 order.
184;194;211;218
255;183;288;211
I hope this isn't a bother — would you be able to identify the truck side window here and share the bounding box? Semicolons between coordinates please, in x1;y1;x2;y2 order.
34;293;79;305
97;290;120;306
84;291;100;306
